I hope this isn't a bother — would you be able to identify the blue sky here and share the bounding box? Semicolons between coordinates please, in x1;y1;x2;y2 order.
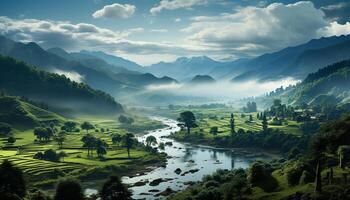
0;0;350;65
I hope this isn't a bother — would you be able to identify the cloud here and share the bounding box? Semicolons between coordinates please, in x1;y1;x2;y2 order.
150;0;207;15
53;69;85;83
321;2;350;23
182;1;350;57
175;18;182;22
151;29;168;33
92;3;135;19
146;78;299;98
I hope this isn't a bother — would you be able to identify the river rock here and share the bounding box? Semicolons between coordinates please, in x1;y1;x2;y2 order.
148;189;160;193
189;169;199;174
139;193;152;195
155;187;175;197
149;178;167;186
133;180;149;187
165;142;173;146
174;168;182;174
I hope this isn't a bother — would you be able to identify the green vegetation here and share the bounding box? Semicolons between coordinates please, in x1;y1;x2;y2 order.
0;55;123;116
171;115;350;200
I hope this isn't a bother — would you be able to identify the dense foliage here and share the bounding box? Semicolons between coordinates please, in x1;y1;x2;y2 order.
0;56;123;115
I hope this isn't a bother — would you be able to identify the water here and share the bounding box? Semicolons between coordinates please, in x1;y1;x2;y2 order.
87;116;275;199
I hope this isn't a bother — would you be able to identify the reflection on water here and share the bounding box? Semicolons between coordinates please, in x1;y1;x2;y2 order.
118;117;274;200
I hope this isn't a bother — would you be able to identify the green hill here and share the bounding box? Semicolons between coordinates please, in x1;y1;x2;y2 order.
0;56;124;116
0;96;65;128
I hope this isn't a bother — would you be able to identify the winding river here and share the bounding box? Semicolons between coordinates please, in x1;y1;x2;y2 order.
86;116;275;199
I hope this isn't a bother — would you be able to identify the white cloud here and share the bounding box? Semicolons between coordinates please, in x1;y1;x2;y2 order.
92;3;135;19
151;29;168;33
183;1;350;57
53;69;85;83
150;0;207;15
128;27;144;33
174;18;181;22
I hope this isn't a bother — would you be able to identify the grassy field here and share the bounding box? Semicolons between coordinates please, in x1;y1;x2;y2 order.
0;112;166;189
162;107;303;139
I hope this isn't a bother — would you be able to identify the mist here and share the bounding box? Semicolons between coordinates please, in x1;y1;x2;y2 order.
53;68;85;83
146;78;299;99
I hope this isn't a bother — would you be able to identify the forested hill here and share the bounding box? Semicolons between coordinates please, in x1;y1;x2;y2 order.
0;56;124;116
267;59;350;107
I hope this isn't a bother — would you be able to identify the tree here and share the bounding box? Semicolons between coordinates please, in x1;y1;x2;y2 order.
146;135;157;146
34;127;52;142
80;122;94;134
337;145;350;169
0;160;26;198
81;134;97;157
63;121;77;132
230;113;235;136
177;111;197;134
7;136;16;145
122;133;134;158
262;114;268;133
118;115;134;125
111;134;122;146
54;179;84;200
210;127;218;136
314;160;322;193
100;176;132;200
0;122;11;136
96;139;108;158
249;114;253;122
54;131;66;149
58;151;68;162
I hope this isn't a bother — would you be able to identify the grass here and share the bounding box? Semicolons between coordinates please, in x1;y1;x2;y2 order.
164;107;303;140
0;111;167;189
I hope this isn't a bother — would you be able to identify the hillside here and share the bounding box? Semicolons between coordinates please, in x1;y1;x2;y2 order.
267;59;350;107
0;96;65;128
0;56;124;116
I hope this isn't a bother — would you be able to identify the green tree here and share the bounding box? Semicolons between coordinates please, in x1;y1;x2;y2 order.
262;114;268;133
145;135;157;146
63;121;77;132
80;122;94;134
210;127;218;136
337;145;350;169
230;113;235;136
122;133;134;158
54;179;84;200
96;139;108;158
7;136;16;145
178;111;197;134
54;131;66;149
81;134;97;157
100;176;132;200
111;134;122;147
0;160;26;198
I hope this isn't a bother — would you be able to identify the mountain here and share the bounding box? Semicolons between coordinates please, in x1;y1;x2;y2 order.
0;35;133;96
79;50;144;72
232;35;350;81
273;59;350;106
146;56;225;81
190;75;216;84
112;73;177;87
47;47;137;75
0;96;65;127
0;56;124;116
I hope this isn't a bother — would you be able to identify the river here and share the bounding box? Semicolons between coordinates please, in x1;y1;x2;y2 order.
86;116;275;199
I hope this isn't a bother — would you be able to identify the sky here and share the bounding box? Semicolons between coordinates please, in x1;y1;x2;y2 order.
0;0;350;65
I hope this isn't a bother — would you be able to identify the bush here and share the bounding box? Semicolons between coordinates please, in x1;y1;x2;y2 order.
33;149;60;162
0;122;12;136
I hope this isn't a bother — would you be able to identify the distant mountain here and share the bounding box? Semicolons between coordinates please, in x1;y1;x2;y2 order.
232;35;350;81
190;75;216;84
79;50;144;72
0;56;124;116
112;73;177;87
146;56;225;80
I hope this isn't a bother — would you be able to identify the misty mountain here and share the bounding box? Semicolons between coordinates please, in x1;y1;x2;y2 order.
232;34;350;81
145;56;226;81
79;50;144;72
190;75;216;84
270;59;350;107
0;56;124;116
